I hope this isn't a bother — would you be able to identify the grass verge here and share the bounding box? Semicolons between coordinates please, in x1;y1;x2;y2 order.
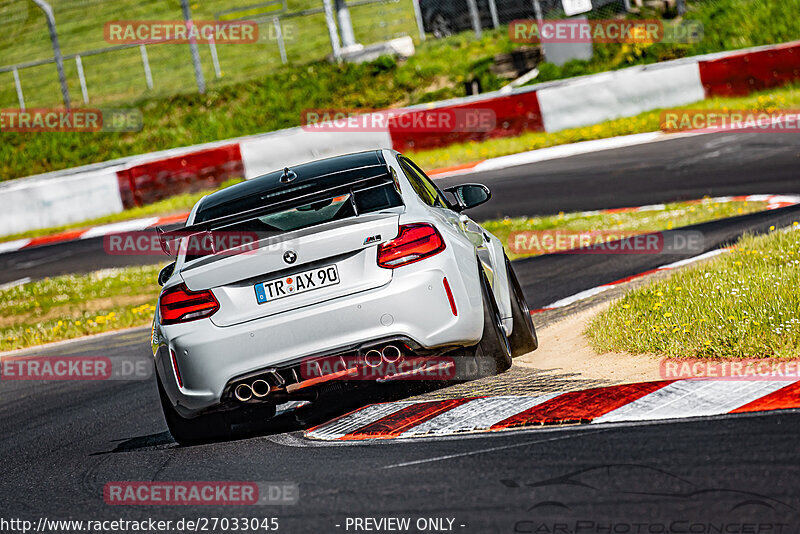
586;225;800;359
408;84;800;170
0;198;773;351
1;265;164;353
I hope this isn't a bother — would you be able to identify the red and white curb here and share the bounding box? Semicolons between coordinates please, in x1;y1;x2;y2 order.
0;212;189;255
304;379;800;441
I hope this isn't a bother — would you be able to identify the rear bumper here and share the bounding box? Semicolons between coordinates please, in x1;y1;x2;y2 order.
155;254;483;416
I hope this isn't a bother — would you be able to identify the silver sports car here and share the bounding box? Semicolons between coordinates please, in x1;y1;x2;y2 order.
152;150;537;444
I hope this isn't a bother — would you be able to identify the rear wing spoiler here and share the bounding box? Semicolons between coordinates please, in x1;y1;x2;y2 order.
156;171;397;257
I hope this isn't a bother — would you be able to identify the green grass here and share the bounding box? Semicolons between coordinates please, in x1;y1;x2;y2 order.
0;29;523;181
408;84;800;170
586;225;800;359
483;199;767;260
0;0;419;107
0;177;242;244
532;0;800;84
0;199;772;351
2;0;799;184
0;265;164;352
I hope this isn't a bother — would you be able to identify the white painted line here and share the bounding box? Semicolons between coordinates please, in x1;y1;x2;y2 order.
80;217;161;239
592;380;791;424
0;277;31;291
544;285;614;310
306;401;416;440
397;394;559;438
0;238;32;254
657;248;728;270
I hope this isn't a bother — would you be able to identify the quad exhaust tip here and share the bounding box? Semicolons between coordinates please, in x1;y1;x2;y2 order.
364;349;383;368
252;379;271;398
234;383;253;402
381;345;402;363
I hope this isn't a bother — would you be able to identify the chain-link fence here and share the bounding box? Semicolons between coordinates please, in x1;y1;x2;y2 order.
0;0;419;108
0;0;698;109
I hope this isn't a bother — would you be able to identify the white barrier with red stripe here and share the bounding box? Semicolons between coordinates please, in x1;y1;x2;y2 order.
1;40;798;237
536;62;705;132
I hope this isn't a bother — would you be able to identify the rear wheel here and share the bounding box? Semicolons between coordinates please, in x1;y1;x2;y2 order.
505;255;538;357
477;267;513;375
157;374;231;446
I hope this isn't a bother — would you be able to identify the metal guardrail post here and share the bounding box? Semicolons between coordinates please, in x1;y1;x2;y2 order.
75;55;89;103
466;0;482;38
334;0;357;48
180;0;206;94
139;44;154;89
209;39;222;78
274;18;288;64
488;0;500;29
31;0;71;109
323;0;342;61
411;0;425;41
12;67;25;110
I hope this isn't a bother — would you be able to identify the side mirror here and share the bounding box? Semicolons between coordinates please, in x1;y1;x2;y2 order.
158;262;176;286
444;183;491;211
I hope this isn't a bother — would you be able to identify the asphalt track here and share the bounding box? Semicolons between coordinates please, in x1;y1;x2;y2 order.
2;130;800;531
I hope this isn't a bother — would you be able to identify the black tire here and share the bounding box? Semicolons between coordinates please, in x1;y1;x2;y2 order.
505;255;538;357
157;374;231;446
477;267;513;375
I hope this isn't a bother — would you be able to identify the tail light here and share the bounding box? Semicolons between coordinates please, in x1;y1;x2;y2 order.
159;283;219;325
378;224;446;268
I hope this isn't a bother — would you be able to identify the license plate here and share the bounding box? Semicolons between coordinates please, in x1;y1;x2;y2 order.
254;265;340;304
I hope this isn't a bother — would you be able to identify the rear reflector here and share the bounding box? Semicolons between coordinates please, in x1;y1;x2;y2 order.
442;277;457;316
170;349;183;388
377;224;445;269
159;283;219;325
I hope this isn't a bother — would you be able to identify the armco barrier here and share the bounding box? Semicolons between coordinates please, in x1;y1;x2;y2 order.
536;62;705;132
699;40;800;97
2;41;800;238
388;90;543;151
0;167;124;236
116;144;244;209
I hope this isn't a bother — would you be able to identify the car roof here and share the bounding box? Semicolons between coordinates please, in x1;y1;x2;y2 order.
195;150;389;223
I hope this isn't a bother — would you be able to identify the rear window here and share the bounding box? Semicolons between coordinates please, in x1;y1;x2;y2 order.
181;176;402;262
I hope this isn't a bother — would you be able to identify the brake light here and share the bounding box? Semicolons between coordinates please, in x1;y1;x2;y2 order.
159;284;219;325
377;224;446;268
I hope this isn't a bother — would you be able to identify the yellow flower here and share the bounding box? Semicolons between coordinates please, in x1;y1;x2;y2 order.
728;315;735;320
769;225;775;231
75;321;81;326
622;304;630;309
663;312;672;318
